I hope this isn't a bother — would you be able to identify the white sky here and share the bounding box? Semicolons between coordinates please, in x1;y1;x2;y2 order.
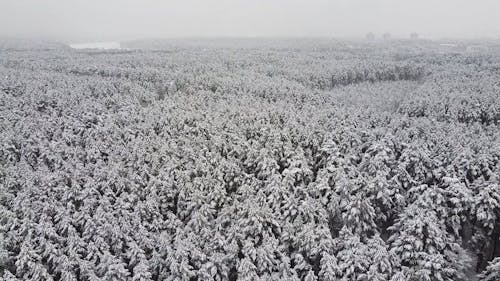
1;0;500;41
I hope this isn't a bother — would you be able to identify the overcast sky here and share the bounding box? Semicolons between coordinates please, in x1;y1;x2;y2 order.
1;0;500;42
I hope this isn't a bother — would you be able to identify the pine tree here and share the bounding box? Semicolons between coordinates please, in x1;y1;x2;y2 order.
366;235;399;281
237;257;260;281
2;270;20;281
478;257;500;281
388;199;468;281
319;252;338;281
304;270;318;281
331;228;398;281
132;260;153;281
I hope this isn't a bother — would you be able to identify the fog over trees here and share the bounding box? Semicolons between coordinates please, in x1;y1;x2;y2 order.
1;0;500;40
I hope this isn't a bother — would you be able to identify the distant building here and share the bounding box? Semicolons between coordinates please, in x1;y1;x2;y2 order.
366;32;375;40
382;33;391;40
466;45;488;53
438;43;460;53
410;33;419;40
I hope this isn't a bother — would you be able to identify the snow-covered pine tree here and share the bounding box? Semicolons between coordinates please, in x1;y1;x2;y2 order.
478;257;500;281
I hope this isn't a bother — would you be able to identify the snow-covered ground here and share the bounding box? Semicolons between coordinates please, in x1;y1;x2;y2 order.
69;41;121;49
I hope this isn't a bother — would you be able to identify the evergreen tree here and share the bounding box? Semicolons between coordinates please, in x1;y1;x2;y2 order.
478;257;500;281
389;198;469;281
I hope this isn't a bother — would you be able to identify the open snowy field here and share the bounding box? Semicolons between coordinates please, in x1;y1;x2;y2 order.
1;39;500;280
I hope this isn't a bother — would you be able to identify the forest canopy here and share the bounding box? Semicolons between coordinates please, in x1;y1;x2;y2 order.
1;39;500;280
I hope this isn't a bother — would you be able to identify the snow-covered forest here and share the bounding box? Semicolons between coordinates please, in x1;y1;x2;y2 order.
1;38;500;280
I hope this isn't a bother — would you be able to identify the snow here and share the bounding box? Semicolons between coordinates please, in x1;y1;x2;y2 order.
2;38;499;281
69;41;121;50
